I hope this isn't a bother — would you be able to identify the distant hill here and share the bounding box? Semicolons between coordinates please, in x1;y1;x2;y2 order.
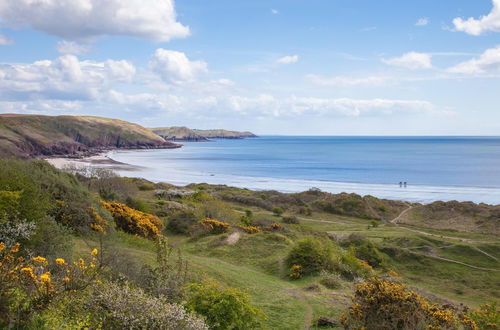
151;126;257;141
0;114;180;158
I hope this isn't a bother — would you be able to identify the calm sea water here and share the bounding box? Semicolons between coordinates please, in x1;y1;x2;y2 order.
108;136;500;205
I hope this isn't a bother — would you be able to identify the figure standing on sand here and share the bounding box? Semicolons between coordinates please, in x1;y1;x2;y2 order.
399;181;408;187
404;182;407;187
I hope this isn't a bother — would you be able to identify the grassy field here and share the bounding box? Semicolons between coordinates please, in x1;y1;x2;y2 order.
71;184;500;329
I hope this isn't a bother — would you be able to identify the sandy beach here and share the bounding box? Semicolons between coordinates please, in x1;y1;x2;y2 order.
44;153;141;171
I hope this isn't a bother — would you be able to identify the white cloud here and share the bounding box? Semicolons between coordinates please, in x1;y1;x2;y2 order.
415;18;429;26
150;49;208;85
0;33;13;45
307;74;391;87
447;46;500;74
57;41;90;55
0;0;190;42
0;55;136;100
271;9;279;14
276;55;299;65
452;0;500;35
382;52;432;70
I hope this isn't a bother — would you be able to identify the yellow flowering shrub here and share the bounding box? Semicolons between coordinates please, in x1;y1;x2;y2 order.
197;218;230;235
89;207;109;234
1;242;102;326
101;201;163;239
244;226;261;234
340;277;478;330
468;303;499;330
289;264;303;279
263;223;283;232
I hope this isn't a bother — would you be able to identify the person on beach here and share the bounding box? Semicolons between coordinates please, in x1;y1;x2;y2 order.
399;181;402;187
404;182;407;187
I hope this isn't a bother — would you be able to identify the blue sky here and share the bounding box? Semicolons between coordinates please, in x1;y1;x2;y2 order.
0;0;499;135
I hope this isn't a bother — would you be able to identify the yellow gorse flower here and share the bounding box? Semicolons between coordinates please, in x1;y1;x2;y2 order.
39;272;51;284
32;256;47;263
62;276;70;283
0;242;5;252
91;248;98;257
55;258;66;265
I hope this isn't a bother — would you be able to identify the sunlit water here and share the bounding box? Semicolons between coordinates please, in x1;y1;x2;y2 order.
107;136;500;205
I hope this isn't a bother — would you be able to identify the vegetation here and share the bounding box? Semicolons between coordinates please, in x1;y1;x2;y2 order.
185;280;264;330
0;157;498;329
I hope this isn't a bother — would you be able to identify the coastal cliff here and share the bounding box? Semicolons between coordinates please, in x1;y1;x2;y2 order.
0;114;180;158
151;126;257;141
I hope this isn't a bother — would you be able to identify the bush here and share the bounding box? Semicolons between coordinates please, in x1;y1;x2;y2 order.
197;218;230;235
42;281;208;330
468;303;499;330
340;277;477;330
335;249;374;280
282;216;299;224
272;207;284;217
285;237;334;275
102;201;163;239
319;273;342;289
185;280;264;330
125;196;149;213
166;211;198;235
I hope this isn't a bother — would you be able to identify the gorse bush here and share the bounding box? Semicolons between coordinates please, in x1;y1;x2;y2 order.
0;243;101;328
468;303;499;330
102;201;163;239
197;218;230;235
340;277;478;330
185;280;264;330
285;237;335;276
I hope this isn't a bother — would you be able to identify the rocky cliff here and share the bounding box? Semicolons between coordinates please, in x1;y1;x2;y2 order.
0;114;180;158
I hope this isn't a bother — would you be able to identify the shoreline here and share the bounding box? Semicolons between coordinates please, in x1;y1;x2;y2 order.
45;150;500;206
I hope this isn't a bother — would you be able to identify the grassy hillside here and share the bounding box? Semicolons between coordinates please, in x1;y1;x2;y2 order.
1;159;498;329
150;126;208;141
151;126;257;141
0;114;180;157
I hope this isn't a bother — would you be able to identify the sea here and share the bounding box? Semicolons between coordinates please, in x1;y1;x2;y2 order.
107;136;500;205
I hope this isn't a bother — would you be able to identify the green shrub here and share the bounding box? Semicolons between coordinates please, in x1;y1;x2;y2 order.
40;281;208;330
272;207;284;217
185;280;264;330
285;237;334;275
334;249;374;280
319;273;342;289
282;216;299;224
125;196;150;213
167;211;198;235
353;242;386;268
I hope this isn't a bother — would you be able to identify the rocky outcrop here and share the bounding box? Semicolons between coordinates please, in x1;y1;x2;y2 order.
0;114;181;158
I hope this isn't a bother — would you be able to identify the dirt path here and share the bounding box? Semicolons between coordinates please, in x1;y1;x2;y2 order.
409;251;499;271
390;205;413;224
287;289;314;330
471;245;499;262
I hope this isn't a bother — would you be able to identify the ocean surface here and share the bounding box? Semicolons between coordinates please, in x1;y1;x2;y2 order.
107;136;500;205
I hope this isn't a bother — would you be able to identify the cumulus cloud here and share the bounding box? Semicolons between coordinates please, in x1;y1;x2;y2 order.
276;55;299;65
447;46;500;74
382;52;432;70
0;55;136;100
307;74;391;87
0;33;13;45
452;0;500;35
415;18;429;26
57;41;90;55
271;9;279;14
0;0;190;42
150;49;208;84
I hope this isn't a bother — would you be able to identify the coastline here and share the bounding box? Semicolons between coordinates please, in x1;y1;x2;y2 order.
45;149;500;205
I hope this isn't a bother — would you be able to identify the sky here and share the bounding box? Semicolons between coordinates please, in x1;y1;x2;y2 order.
0;0;500;135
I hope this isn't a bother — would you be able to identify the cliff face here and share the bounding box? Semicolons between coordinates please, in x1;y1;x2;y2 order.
151;126;257;141
0;114;180;158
